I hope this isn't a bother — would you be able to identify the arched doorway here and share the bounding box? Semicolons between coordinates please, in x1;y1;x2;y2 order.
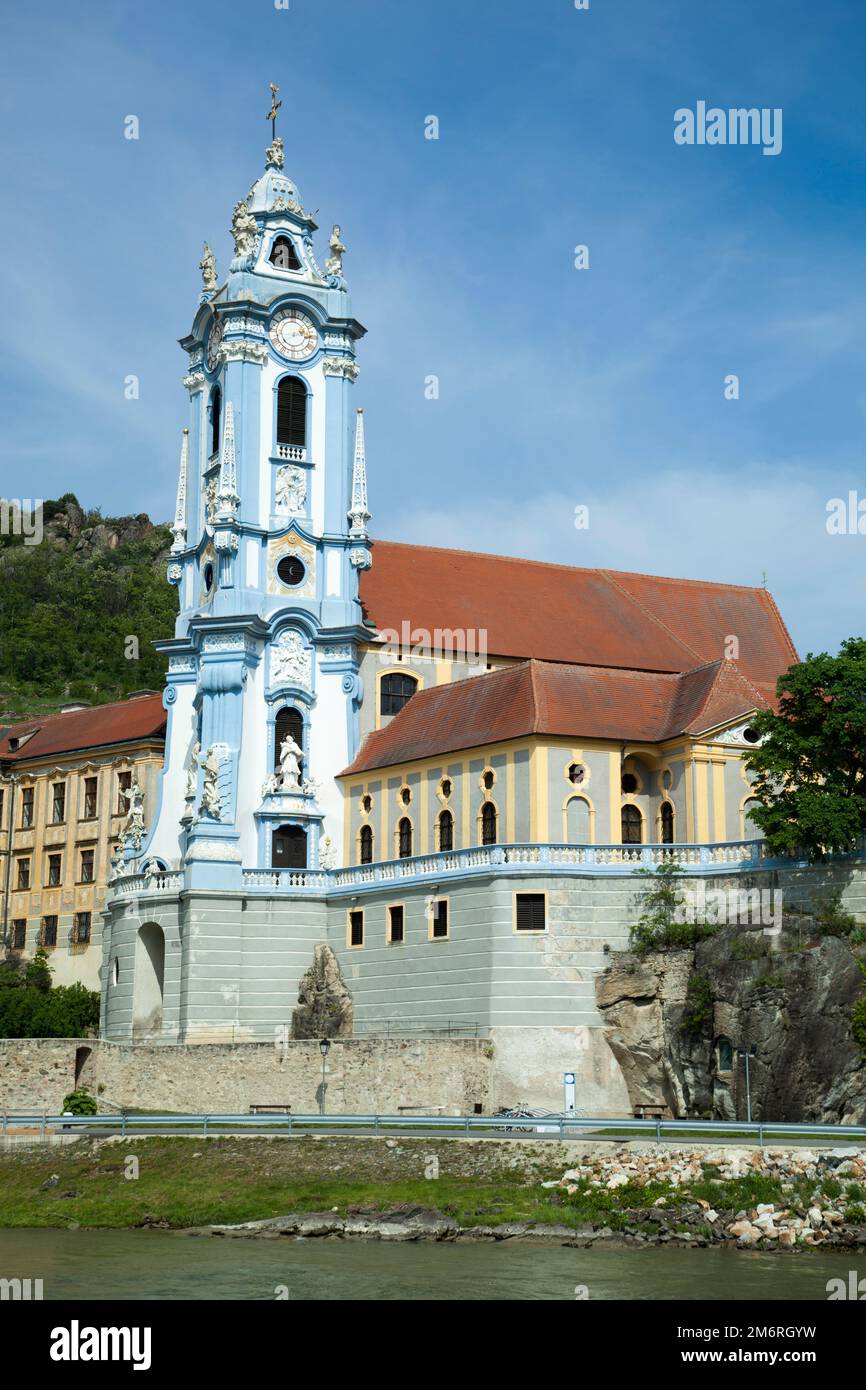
132;923;165;1040
273;824;308;869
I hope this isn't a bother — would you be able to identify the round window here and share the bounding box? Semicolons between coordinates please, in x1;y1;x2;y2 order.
277;555;306;587
621;772;638;794
362;794;372;813
482;770;495;790
400;786;411;806
568;763;586;785
203;562;215;593
742;727;760;744
440;778;452;799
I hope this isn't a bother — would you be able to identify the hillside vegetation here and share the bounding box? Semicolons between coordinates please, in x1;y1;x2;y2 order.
0;494;177;720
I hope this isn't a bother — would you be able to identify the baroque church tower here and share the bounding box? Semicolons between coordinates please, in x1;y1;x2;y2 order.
142;126;371;886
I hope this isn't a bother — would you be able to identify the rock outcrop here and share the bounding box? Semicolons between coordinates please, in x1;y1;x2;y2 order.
596;915;866;1123
291;944;354;1039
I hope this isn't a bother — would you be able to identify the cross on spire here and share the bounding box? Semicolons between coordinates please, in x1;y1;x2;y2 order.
266;83;282;140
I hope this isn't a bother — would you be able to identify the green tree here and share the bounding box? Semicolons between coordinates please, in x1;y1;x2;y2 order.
745;638;866;861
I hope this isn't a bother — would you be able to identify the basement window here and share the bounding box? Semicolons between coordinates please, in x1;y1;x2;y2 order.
515;893;546;933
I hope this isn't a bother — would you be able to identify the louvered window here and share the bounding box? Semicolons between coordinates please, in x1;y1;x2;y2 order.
277;377;307;447
515;893;546;932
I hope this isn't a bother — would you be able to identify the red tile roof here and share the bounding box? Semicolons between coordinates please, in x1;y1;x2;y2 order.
343;658;770;775
359;541;798;685
0;694;166;764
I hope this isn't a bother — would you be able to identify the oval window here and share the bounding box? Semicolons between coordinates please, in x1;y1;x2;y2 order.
277;555;306;587
203;562;215;593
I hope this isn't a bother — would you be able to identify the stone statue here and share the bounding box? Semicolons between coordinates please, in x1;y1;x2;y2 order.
185;741;201;800
205;478;218;528
261;772;279;799
122;779;145;850
265;135;285;170
325;224;346;278
275;465;306;514
109;844;125;882
199;242;218;294
230;199;258;262
200;746;222;819
319;835;336;869
271;630;311;689
277;733;303;791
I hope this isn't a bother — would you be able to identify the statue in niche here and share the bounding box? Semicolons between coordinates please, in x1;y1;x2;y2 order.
271;630;311;689
122;779;145;850
199;242;218;294
275;465;306;514
200;746;222;819
325;224;346;277
277;733;303;791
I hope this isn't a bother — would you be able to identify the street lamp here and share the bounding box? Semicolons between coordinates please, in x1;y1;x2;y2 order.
319;1037;331;1116
736;1043;758;1122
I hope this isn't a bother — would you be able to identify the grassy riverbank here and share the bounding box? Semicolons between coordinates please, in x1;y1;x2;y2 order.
1;1136;865;1248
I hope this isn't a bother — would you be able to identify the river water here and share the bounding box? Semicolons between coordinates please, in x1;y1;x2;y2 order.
0;1229;858;1300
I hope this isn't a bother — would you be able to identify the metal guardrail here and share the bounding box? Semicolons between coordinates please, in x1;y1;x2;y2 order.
3;1112;865;1145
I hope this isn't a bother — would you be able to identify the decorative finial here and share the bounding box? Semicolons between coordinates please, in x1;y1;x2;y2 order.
199;242;218;296
266;82;282;140
215;401;239;520
348;408;371;539
171;428;189;553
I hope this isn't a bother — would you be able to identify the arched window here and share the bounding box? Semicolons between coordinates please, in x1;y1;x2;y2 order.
398;817;412;858
438;809;454;852
380;673;418;717
272;824;307;869
660;801;674;844
269;235;301;271
621;804;643;844
359;824;373;864
277;376;307;449
274;707;304;774
210;385;221;458
481;801;497;845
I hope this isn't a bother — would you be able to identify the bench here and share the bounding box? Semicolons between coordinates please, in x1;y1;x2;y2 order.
249;1104;292;1115
634;1103;669;1120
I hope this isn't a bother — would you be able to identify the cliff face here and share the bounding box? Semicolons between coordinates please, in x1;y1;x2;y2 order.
596;916;866;1124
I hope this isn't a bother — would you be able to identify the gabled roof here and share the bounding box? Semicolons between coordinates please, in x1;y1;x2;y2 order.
0;694;166;765
342;658;770;776
359;541;797;685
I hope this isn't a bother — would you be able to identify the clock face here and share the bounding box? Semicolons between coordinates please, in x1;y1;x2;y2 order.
206;316;223;372
270;307;318;361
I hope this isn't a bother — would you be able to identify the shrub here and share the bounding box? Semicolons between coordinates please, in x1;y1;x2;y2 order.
628;862;718;955
61;1089;97;1115
680;973;715;1035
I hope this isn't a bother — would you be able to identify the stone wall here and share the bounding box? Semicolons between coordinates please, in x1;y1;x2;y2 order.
0;1037;491;1116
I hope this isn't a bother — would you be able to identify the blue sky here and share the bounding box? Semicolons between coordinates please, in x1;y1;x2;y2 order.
1;0;864;655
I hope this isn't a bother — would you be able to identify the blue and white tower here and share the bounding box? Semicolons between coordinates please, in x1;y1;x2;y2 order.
143;131;371;887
